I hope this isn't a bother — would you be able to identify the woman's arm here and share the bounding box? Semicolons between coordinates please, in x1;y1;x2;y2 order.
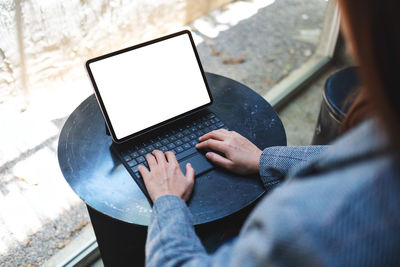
196;129;328;188
146;196;208;267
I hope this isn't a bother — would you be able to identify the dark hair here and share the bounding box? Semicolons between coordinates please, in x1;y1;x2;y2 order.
339;0;400;148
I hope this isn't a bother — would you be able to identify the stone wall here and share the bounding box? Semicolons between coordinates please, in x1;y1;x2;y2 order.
0;0;232;103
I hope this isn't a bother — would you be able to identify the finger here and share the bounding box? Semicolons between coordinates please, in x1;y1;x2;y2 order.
199;129;229;142
196;139;228;153
205;152;233;169
138;164;150;179
145;153;158;171
165;151;178;165
152;149;167;165
182;163;195;201
185;163;195;181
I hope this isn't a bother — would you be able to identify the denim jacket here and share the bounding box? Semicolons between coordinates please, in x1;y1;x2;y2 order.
146;119;400;266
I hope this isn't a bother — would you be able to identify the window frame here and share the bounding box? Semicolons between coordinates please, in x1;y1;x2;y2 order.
264;0;341;109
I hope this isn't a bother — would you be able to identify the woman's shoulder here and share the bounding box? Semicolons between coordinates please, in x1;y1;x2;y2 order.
241;119;400;265
272;119;400;226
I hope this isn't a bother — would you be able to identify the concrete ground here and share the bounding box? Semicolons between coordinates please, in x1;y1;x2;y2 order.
0;0;329;266
192;0;326;95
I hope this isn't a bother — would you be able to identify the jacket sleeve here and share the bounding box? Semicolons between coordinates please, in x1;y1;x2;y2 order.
146;195;208;267
259;146;327;187
146;189;326;267
146;195;272;267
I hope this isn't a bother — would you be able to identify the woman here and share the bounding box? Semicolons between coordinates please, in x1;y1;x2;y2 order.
138;0;400;265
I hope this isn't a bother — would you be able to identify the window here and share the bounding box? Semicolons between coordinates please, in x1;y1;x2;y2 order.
0;1;340;265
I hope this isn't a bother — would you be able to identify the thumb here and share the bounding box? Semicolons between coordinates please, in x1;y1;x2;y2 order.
185;163;195;182
182;163;195;202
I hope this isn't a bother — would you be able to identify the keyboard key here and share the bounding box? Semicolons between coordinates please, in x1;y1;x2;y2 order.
131;165;139;172
182;137;190;143
127;159;137;167
161;139;169;145
136;156;145;163
160;146;168;152
183;129;190;135
134;172;142;180
210;125;217;130
167;143;176;150
175;140;183;146
190;140;198;147
190;127;197;132
130;151;139;158
169;136;177;142
210;119;216;124
146;145;155;152
183;143;191;150
189;134;197;139
154;142;162;148
175;146;184;153
176;133;184;138
123;155;131;161
138;148;147;155
216;122;224;128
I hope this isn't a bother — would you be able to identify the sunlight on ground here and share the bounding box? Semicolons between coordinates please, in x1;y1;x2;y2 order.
0;69;92;256
0;145;82;255
191;0;275;39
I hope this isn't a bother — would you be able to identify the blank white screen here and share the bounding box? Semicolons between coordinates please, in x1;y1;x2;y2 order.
89;33;211;140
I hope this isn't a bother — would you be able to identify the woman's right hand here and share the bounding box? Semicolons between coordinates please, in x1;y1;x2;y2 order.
195;129;262;175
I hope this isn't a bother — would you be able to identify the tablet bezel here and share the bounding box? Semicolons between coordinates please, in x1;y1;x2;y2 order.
85;30;213;144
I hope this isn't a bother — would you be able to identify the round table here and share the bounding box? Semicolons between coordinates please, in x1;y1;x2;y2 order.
58;72;286;265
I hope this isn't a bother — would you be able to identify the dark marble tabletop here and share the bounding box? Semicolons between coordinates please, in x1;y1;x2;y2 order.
58;72;286;226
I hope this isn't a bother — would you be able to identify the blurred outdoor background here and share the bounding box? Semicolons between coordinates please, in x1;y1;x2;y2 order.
0;0;329;266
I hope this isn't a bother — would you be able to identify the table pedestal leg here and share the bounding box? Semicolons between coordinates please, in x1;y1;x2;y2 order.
87;206;147;267
87;201;256;266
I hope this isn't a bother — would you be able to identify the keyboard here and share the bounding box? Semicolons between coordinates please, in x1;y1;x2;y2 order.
114;111;228;197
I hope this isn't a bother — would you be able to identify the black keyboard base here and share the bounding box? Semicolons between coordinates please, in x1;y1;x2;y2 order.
112;111;228;201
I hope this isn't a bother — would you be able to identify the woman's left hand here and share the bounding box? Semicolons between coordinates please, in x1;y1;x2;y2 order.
138;150;195;203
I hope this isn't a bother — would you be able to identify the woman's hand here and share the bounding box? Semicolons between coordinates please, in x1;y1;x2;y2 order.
138;150;195;203
196;129;262;175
